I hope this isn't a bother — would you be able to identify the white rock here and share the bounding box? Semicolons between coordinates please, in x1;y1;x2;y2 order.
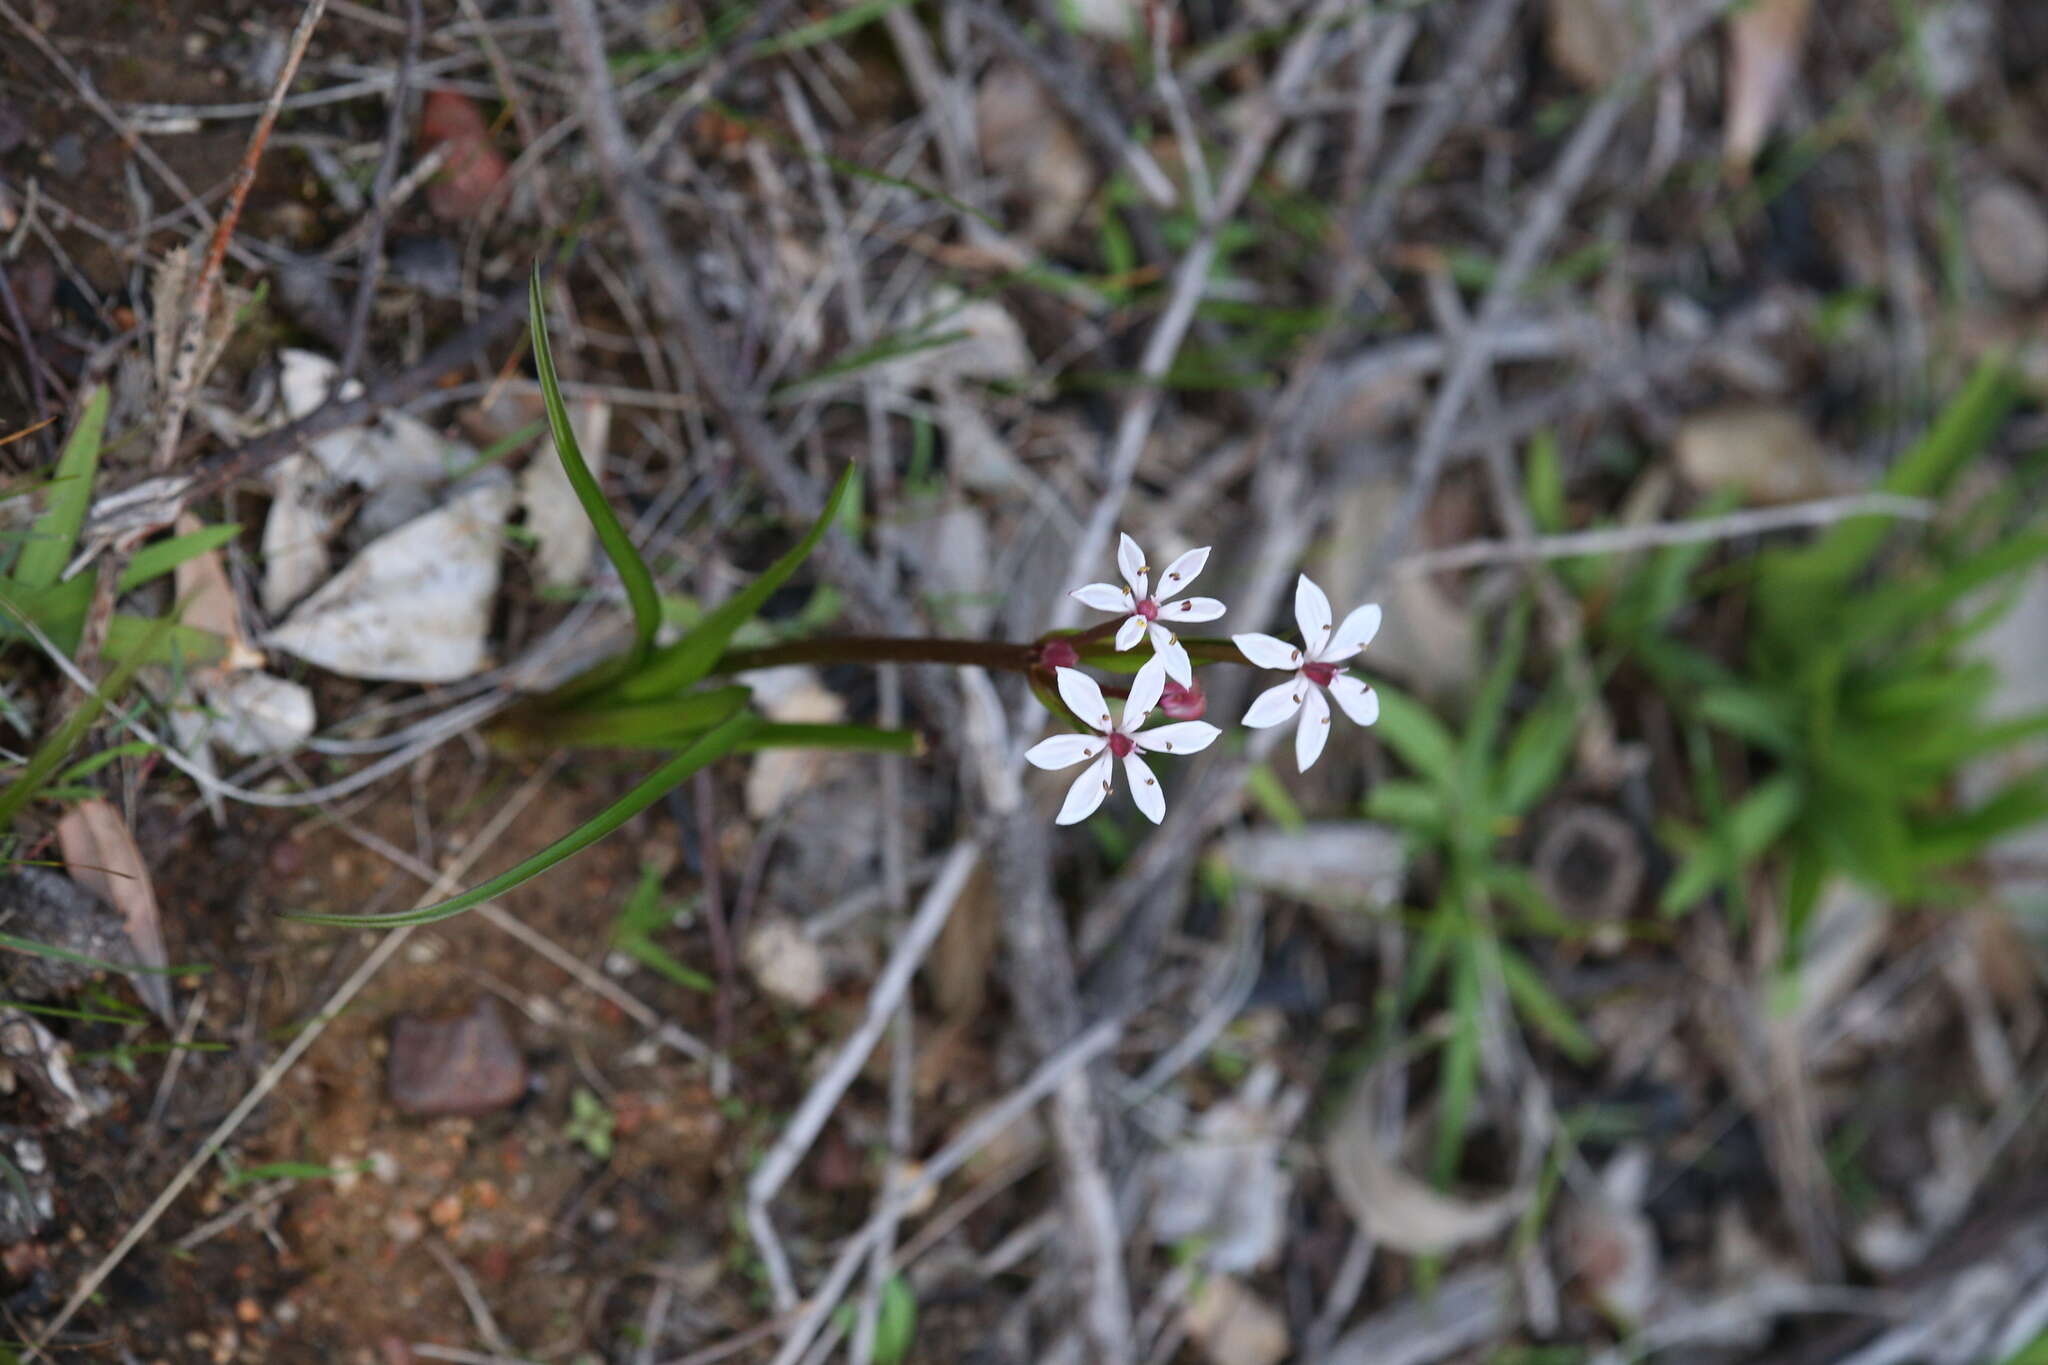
742;916;828;1008
203;670;317;757
266;472;515;682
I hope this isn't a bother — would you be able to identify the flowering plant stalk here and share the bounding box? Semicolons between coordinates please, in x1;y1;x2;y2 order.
297;269;1379;928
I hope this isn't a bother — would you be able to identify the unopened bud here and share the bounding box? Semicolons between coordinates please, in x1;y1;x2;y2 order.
1038;638;1080;670
1160;678;1206;720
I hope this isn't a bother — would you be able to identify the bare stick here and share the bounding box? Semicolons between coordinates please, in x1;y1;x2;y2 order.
338;0;423;381
1046;0;1351;636
1394;493;1936;576
1360;0;1742;583
32;760;561;1351
765;1017;1126;1365
745;841;980;1310
150;0;331;472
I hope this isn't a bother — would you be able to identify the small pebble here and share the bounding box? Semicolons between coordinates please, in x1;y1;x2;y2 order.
387;998;527;1118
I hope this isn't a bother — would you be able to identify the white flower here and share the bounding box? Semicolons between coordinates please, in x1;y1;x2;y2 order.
1025;666;1222;825
1069;533;1225;687
1233;575;1382;772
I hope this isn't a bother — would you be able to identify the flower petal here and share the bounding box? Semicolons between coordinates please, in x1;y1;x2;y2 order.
1149;627;1193;686
1125;653;1166;727
1054;667;1113;732
1114;614;1150;652
1241;678;1305;729
1135;721;1221;756
1025;733;1106;770
1234;633;1304;672
1323;603;1383;662
1071;582;1133;614
1294;575;1333;657
1295;683;1332;771
1327;672;1380;726
1153;546;1210;602
1123;751;1165;824
1117;532;1149;599
1166;596;1226;624
1056;751;1115;825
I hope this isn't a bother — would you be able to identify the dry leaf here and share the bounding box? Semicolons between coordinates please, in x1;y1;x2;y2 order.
1324;1080;1524;1256
56;800;174;1024
1546;0;1643;90
266;472;514;683
976;62;1094;246
928;853;998;1022
170;512;263;674
1673;405;1837;504
150;245;250;397
1723;0;1812;181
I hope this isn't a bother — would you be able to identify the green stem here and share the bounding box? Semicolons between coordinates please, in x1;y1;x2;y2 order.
711;636;1039;674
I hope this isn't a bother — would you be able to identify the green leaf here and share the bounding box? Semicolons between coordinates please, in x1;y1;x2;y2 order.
1431;945;1482;1188
1697;684;1801;753
1372;687;1460;790
1365;779;1446;833
290;704;762;928
1461;601;1529;796
0;596;172;831
1658;774;1803;916
1912;776;2048;869
495;686;753;751
102;615;224;668
0;575;94;656
1762;358;2015;613
873;1275;917;1365
15;385;107;590
613;464;858;702
738;723;920;755
116;523;241;593
1496;946;1594;1063
610;863;714;994
530;266;662;670
1494;686;1576;817
1525;432;1566;534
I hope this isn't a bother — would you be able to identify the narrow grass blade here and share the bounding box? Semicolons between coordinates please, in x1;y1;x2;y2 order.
290;707;762;929
15;385;107;590
530;266;661;668
117;523;241;593
0;593;171;832
614;463;858;702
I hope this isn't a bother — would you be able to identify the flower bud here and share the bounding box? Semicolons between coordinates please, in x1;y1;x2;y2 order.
1160;678;1207;720
1038;638;1080;670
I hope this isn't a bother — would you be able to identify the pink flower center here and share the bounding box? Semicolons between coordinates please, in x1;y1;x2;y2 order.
1134;598;1160;622
1107;731;1136;758
1303;661;1338;688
